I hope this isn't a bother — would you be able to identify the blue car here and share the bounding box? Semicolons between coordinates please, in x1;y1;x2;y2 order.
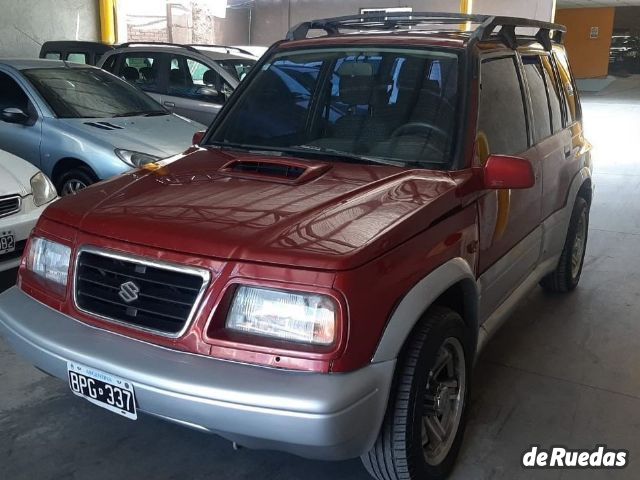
0;60;205;195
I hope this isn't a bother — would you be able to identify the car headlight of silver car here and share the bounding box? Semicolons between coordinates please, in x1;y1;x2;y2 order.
226;286;337;346
115;149;160;167
25;237;71;291
30;172;57;207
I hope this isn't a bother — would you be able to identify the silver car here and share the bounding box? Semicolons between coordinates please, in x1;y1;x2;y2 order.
0;59;205;195
98;43;257;125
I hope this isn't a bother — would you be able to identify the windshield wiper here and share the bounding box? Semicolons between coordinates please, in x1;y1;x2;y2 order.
113;110;168;118
290;145;403;167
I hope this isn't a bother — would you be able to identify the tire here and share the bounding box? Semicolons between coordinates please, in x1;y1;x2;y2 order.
540;196;589;293
362;307;471;480
56;167;97;196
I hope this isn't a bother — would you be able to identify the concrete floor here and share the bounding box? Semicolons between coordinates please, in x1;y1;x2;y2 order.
2;78;640;480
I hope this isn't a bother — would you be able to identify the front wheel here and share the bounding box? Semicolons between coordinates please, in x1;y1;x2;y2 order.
362;307;471;480
540;196;589;293
56;167;98;196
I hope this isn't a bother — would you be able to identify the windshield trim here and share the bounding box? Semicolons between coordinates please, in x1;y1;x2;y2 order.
204;44;467;171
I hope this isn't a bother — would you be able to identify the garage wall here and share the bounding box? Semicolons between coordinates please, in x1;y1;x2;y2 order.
555;7;615;79
0;0;99;58
473;0;555;22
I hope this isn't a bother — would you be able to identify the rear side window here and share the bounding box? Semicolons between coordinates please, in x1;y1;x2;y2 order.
44;52;61;60
67;53;88;64
478;56;528;156
118;53;164;93
554;50;580;124
540;56;563;134
522;56;552;143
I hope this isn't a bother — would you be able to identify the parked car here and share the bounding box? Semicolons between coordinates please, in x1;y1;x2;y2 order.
609;34;640;72
98;42;258;125
0;59;205;195
0;149;57;272
0;13;592;480
39;40;115;66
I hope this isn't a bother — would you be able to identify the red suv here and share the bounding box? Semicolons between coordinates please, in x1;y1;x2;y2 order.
0;13;592;480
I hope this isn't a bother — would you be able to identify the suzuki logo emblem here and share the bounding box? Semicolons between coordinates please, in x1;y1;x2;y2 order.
118;281;140;303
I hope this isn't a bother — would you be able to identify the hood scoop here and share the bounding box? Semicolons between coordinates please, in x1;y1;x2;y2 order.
219;156;330;184
84;121;125;131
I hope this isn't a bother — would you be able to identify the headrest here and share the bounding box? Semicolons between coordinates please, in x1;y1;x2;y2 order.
337;61;374;77
122;66;139;81
396;58;426;89
170;69;186;85
139;66;154;80
203;69;219;86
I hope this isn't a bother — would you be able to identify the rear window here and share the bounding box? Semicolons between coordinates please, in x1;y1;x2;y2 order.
210;48;460;168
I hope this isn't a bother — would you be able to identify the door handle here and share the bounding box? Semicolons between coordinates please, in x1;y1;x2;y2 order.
164;101;175;108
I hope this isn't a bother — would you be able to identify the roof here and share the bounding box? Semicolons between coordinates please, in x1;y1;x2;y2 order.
0;59;100;70
111;42;258;61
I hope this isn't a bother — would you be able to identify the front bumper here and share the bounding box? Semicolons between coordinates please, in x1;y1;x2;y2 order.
0;287;395;460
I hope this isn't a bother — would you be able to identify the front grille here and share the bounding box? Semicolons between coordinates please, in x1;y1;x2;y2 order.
0;195;21;218
75;249;209;336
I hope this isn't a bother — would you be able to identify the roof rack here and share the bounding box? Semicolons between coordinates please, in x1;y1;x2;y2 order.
188;44;255;56
286;12;566;51
118;42;200;53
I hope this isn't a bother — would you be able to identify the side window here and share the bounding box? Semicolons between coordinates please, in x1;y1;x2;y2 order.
167;56;230;103
554;50;580;124
540;56;563;134
118;53;164;93
477;56;528;157
67;53;88;64
522;56;552;143
0;72;34;119
44;52;61;60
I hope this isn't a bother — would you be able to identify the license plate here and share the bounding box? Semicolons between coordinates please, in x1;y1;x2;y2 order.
67;362;137;420
0;232;15;255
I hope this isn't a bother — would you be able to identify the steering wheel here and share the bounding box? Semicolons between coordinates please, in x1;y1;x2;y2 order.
390;122;449;140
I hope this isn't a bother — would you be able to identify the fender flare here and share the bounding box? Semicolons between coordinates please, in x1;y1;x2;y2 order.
372;257;479;363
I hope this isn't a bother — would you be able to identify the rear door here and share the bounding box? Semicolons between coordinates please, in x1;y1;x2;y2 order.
475;54;543;320
163;54;231;125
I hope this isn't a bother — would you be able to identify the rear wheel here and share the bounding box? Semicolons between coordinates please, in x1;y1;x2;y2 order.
540;196;589;293
362;307;471;480
56;167;97;196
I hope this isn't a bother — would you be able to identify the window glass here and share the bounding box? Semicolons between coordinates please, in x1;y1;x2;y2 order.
44;52;61;60
210;48;460;168
522;56;552;143
23;68;165;118
166;56;231;103
554;50;579;124
0;72;30;111
67;53;88;64
217;59;256;81
540;56;563;134
477;56;528;157
118;53;164;93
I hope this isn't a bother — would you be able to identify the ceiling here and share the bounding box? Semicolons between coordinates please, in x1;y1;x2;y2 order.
558;0;640;7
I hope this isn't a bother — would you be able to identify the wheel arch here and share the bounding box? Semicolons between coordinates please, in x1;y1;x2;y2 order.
51;158;96;184
372;258;479;363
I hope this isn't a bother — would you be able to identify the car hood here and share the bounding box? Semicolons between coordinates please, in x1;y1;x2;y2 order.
0;150;40;196
43;148;462;270
60;114;205;158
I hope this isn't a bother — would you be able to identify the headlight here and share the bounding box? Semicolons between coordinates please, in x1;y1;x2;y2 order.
25;237;71;293
226;286;337;346
30;172;57;207
115;149;160;167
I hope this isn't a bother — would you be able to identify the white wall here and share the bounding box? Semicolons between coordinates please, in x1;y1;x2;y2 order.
473;0;556;22
0;0;99;58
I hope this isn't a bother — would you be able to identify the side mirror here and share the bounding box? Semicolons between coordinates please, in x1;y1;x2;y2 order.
197;86;220;98
1;107;29;125
483;154;535;189
192;130;206;146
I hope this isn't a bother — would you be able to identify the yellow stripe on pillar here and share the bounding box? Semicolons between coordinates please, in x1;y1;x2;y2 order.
99;0;116;45
460;0;473;31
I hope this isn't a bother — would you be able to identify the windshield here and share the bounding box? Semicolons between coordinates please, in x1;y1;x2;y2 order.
23;68;166;119
218;59;256;81
208;48;460;168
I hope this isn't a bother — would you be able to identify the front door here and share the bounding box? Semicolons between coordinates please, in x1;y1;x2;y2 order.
475;54;543;322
